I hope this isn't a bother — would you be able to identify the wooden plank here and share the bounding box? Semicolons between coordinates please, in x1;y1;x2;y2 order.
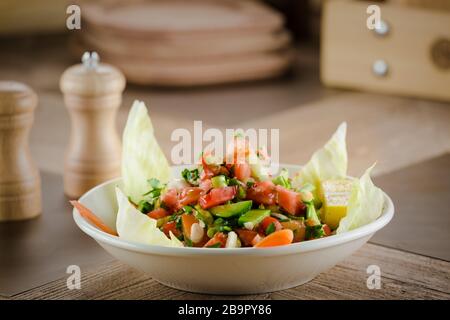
13;244;450;300
372;154;450;261
0;171;112;297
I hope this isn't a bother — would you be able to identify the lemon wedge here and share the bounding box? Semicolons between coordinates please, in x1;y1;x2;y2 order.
320;179;353;229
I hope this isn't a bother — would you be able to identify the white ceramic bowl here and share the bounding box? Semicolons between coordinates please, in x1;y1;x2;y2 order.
73;165;394;295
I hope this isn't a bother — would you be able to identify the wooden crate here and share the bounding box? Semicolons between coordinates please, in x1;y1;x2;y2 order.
321;0;450;101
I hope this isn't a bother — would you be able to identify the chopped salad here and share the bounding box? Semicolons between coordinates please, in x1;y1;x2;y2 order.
72;101;385;249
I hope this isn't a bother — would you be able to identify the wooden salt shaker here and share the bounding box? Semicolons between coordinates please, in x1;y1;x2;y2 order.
0;81;42;221
60;52;125;198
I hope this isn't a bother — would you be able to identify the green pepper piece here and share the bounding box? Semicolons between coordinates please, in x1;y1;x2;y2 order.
211;175;228;188
238;209;270;228
210;200;252;218
194;205;214;225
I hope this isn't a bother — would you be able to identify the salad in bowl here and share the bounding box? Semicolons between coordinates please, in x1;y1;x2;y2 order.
71;100;393;294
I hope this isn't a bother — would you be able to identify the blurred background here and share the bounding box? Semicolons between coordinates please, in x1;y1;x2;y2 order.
0;0;449;298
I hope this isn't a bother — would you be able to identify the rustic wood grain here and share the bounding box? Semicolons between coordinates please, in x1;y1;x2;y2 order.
372;154;450;261
12;244;450;300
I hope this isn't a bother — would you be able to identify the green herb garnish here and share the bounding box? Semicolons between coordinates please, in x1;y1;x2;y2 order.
206;242;221;248
185;238;193;247
265;222;276;235
181;168;200;186
306;225;325;240
183;205;193;214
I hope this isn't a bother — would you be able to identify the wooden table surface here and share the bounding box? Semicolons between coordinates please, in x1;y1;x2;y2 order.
0;35;449;300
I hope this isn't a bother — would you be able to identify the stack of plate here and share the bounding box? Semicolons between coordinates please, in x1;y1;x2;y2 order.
74;0;294;86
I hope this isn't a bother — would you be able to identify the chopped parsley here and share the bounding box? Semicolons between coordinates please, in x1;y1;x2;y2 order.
305;225;325;240
181;168;200;185
206;242;221;248
184;238;193;247
265;222;276;235
138;178;166;213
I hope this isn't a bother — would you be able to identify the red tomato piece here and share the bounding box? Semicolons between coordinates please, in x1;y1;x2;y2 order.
234;163;251;182
178;187;202;206
258;216;283;235
276;185;306;216
246;180;277;206
199;179;212;194
198;186;237;209
204;232;227;248
235;229;258;247
162;221;182;238
161;189;179;212
322;224;332;236
147;208;169;220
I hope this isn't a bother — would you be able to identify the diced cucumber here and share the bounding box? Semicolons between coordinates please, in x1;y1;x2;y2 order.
194;205;214;225
207;227;217;238
237;185;246;200
238;209;270;228
211;175;228;188
272;168;291;189
210;200;252;218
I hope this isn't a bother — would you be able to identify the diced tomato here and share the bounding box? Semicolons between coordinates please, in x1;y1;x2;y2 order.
258;216;282;235
199;179;212;194
236;229;258;247
234;163;251;183
322;224;332;236
199;186;237;209
276;185;305;216
204;232;227;248
246;180;277;206
161;189;179;212
147;208;169;220
162;221;182;238
178;187;202;206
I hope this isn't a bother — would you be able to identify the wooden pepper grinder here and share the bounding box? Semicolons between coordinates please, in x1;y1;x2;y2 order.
60;52;125;198
0;81;42;221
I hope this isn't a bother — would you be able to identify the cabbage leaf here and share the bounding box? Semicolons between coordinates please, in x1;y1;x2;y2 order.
292;122;348;198
336;165;384;233
122;100;171;204
115;187;183;247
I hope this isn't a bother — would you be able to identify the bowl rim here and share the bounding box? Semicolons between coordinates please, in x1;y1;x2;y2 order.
73;165;394;257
